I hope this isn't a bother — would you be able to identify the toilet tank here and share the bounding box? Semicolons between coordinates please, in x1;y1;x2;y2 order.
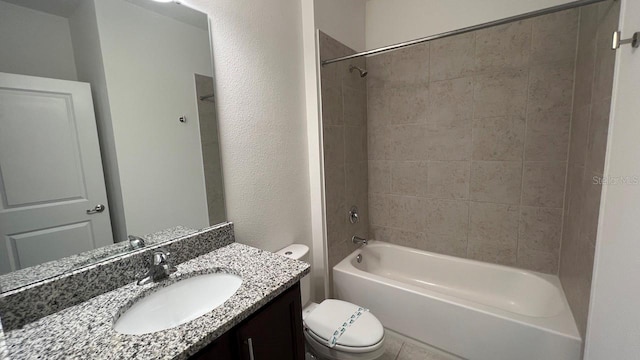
277;244;310;306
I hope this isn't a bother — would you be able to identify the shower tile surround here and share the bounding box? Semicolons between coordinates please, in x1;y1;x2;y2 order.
320;2;619;346
365;9;582;274
560;1;620;338
319;32;369;290
0;222;235;331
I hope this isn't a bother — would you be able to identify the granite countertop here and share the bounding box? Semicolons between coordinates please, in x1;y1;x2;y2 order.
3;243;310;360
0;321;7;360
0;226;198;293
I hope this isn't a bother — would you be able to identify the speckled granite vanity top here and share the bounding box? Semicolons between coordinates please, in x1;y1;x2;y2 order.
3;243;310;360
0;321;7;360
0;226;198;293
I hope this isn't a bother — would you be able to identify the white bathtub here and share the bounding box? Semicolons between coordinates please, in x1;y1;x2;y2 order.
333;241;581;360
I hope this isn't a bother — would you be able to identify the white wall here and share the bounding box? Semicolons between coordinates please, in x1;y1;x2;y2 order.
365;0;574;49
69;0;128;243
184;0;313;255
93;0;211;236
584;0;640;358
300;0;366;300
314;0;367;52
0;1;77;81
301;0;326;301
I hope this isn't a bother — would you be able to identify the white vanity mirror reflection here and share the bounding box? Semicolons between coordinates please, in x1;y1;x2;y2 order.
0;0;225;291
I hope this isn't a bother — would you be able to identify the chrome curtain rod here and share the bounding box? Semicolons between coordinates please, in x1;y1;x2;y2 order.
321;0;609;66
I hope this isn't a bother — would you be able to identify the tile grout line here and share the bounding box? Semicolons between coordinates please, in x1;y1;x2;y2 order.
516;19;535;267
394;341;405;360
558;7;584;275
466;31;477;259
424;40;432;250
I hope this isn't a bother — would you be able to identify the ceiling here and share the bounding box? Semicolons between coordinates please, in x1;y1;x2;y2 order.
1;0;208;30
127;0;208;30
2;0;82;17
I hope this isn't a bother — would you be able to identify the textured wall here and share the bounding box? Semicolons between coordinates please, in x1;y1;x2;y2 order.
367;9;579;274
319;32;369;290
187;0;312;253
560;0;620;339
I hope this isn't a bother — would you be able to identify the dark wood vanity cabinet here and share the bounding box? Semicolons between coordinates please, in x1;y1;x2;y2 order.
192;331;235;360
191;283;305;360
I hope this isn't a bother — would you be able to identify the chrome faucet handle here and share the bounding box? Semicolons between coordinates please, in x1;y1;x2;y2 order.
128;235;146;250
155;248;177;274
137;248;175;285
152;249;169;265
348;206;360;224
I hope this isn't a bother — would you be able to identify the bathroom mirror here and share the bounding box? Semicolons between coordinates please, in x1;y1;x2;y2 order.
0;0;225;291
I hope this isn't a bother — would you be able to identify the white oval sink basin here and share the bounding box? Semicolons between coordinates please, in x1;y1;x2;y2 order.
114;273;242;335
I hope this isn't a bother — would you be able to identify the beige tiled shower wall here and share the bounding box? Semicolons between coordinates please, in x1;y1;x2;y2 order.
560;0;619;338
367;9;580;274
319;32;369;289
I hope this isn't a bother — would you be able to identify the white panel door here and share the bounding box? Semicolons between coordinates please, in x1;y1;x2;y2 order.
0;72;113;274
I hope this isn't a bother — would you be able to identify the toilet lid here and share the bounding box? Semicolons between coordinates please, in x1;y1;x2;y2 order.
303;299;384;348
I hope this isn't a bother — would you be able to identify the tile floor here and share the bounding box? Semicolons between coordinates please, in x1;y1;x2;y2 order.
305;328;463;360
380;330;463;360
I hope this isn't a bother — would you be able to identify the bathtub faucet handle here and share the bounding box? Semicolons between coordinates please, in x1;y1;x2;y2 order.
352;235;368;246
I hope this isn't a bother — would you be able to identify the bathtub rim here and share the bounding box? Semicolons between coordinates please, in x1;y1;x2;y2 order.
333;240;581;342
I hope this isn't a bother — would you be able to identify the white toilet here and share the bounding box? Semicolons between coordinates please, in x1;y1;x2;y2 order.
277;244;385;360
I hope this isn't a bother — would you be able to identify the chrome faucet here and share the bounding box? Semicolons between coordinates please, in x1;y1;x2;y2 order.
352;235;368;246
128;235;146;250
137;248;177;285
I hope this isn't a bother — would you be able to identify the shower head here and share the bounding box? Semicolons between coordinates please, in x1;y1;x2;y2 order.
349;65;368;78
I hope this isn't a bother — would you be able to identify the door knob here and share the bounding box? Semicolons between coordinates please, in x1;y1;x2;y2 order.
86;204;106;214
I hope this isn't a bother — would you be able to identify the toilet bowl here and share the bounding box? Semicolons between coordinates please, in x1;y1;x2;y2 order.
277;244;386;360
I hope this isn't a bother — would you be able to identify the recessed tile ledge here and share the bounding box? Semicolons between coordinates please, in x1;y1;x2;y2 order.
3;243;310;360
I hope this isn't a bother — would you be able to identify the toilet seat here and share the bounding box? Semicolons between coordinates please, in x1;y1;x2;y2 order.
303;299;384;355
